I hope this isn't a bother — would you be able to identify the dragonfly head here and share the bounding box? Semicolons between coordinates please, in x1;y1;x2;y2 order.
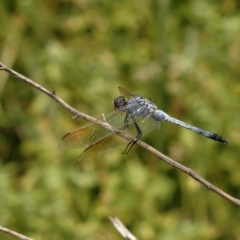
113;96;127;112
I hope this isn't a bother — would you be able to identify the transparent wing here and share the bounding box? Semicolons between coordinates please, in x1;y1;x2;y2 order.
59;111;127;150
149;117;161;130
79;116;161;160
118;86;136;99
79;134;120;160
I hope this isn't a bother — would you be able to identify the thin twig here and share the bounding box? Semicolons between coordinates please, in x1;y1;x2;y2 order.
0;61;239;209
109;217;137;240
0;226;33;240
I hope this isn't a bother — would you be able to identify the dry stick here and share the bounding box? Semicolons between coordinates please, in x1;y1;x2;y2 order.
0;226;33;240
109;217;137;240
0;61;239;209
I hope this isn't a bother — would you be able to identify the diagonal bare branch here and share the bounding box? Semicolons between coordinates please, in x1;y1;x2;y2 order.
0;226;33;240
0;61;239;208
109;217;137;240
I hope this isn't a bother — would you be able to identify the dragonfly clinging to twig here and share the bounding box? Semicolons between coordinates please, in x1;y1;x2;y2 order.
60;87;229;160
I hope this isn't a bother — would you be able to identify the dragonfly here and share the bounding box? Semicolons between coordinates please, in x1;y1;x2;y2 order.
60;87;229;160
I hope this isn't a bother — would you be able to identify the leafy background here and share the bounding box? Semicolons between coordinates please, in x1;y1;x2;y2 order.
0;0;240;239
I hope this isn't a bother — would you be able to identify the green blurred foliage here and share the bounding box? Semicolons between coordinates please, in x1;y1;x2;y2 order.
0;0;240;239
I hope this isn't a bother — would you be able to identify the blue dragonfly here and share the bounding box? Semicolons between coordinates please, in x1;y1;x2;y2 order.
60;87;228;160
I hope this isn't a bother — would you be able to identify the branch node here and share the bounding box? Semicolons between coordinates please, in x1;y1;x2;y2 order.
51;88;56;95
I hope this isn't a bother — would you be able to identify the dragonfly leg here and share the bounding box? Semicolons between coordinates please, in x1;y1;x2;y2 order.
122;116;142;155
123;112;130;128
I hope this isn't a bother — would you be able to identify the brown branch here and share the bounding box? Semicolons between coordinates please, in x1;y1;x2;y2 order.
0;226;33;240
1;61;239;210
109;217;137;240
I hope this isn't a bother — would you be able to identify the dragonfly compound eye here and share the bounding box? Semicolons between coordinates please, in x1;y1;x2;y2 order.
113;96;127;110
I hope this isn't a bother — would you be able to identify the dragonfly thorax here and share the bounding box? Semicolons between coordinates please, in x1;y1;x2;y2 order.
126;96;158;118
113;95;158;118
